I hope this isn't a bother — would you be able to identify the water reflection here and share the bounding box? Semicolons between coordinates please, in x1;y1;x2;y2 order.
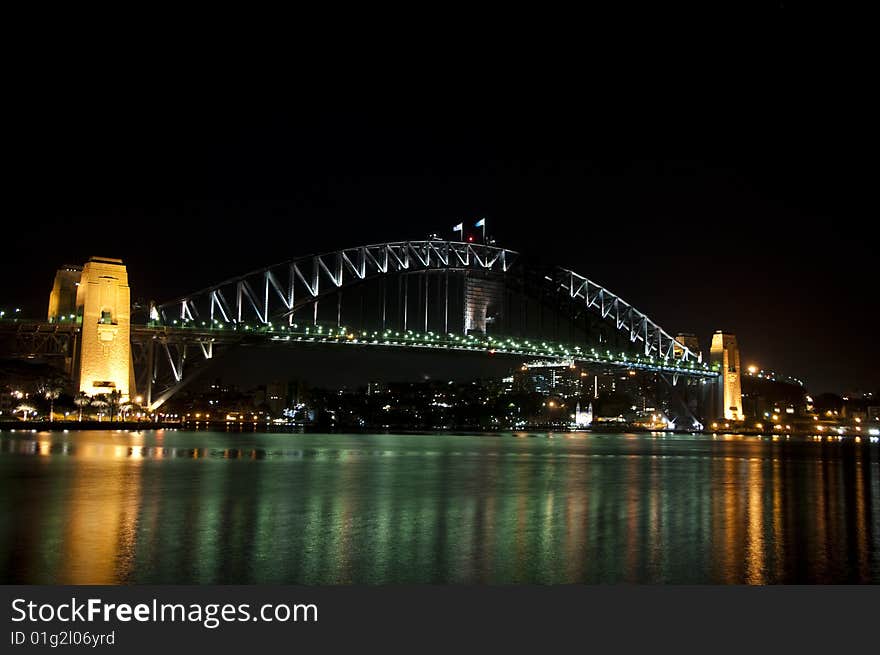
0;430;877;584
745;458;764;584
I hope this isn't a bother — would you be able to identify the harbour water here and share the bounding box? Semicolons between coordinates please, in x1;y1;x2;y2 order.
1;429;877;584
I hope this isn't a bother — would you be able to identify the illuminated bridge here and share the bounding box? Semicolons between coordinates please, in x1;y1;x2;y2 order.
2;240;720;419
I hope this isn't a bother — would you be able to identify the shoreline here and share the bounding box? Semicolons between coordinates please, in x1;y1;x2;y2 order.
0;420;178;431
1;420;876;441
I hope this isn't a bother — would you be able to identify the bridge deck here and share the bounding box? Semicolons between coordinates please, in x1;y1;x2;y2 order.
139;322;719;378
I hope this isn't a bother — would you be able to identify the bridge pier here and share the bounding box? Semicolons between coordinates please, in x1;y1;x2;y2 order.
402;276;408;331
144;337;154;409
444;271;449;334
381;278;387;330
71;257;133;401
709;331;743;421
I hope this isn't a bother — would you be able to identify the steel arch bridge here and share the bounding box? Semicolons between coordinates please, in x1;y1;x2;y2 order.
134;240;718;411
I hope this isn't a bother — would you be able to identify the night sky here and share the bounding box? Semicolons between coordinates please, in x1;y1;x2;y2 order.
6;95;876;394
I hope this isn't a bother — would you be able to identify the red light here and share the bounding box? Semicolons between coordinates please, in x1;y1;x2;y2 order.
467;235;474;242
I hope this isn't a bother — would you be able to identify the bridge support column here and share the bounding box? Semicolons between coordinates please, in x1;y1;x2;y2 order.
444;271;449;334
144;337;154;409
381;278;387;330
403;276;408;331
709;331;743;421
74;257;133;400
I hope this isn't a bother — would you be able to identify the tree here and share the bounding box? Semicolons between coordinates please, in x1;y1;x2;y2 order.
36;375;67;423
15;403;37;421
40;385;63;422
119;400;144;421
74;392;91;422
106;390;122;421
91;395;109;421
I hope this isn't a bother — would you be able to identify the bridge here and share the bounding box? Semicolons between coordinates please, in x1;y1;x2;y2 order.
1;239;725;424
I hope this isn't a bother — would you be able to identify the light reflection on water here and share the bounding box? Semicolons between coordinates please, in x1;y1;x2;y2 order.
0;430;877;584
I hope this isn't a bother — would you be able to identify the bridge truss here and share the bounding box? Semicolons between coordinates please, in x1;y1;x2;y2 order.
158;241;516;328
141;240;715;412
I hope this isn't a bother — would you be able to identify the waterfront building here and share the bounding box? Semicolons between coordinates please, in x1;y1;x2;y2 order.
574;401;593;427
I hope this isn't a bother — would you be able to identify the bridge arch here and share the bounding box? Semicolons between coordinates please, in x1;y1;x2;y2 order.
157;239;699;363
142;239;710;410
157;240;516;327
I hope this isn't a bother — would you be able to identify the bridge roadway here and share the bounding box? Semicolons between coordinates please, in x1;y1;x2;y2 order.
1;318;719;378
148;321;720;377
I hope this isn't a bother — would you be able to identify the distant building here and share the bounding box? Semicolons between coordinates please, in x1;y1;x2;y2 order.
590;372;615;398
514;360;582;396
265;381;286;416
574;402;593;427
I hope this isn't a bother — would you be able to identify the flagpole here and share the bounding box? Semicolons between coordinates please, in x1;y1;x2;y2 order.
475;218;486;243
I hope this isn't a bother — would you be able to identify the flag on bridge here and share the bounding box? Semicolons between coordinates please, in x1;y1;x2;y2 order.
452;223;463;237
475;217;486;242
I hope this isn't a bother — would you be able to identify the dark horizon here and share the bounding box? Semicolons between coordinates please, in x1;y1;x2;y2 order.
5;101;876;396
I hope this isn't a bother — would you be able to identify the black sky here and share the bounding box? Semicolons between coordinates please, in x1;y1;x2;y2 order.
5;87;877;394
